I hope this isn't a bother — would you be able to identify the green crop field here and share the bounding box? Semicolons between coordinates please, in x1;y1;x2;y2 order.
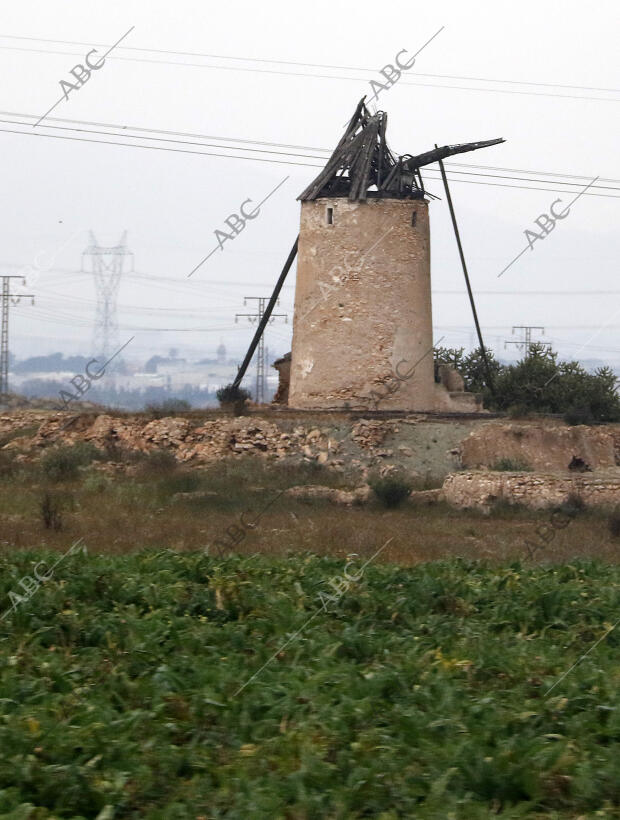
1;550;620;818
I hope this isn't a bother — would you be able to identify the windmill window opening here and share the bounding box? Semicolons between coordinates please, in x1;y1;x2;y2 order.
326;207;334;225
411;211;417;227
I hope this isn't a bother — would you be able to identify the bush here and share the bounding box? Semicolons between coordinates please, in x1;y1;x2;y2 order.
369;475;413;508
216;384;251;415
144;399;191;419
41;442;100;482
39;490;64;530
608;508;620;538
557;492;586;518
564;405;595;426
157;472;202;500
0;450;16;480
507;404;532;420
137;448;178;476
435;344;620;422
490;458;532;472
434;345;502;399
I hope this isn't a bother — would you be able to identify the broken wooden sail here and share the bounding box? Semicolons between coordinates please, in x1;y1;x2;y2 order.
299;97;504;202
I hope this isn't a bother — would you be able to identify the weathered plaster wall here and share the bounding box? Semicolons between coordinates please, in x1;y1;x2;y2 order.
289;198;465;411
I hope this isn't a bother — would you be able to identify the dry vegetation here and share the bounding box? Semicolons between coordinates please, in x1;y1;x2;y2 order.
0;444;617;564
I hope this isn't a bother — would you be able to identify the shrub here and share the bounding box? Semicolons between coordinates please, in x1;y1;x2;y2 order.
0;450;16;480
39;491;64;530
564;405;595;426
507;404;532;420
216;384;251;415
608;508;620;539
144;399;191;419
436;344;620;422
557;492;586;518
369;475;413;509
41;442;100;482
490;458;532;472
137;448;178;476
158;472;202;499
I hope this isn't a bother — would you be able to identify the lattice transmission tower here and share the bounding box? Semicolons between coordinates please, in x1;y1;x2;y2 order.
82;231;133;368
236;297;287;403
505;326;550;358
0;276;34;400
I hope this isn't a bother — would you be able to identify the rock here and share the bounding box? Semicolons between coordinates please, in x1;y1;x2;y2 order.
409;488;444;505
284;484;371;505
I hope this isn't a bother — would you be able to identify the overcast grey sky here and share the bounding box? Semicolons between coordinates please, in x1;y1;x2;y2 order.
1;0;619;366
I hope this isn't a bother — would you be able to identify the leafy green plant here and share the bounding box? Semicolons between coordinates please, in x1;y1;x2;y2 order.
1;554;620;815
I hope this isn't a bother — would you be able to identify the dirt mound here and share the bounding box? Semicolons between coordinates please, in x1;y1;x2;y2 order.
459;422;617;472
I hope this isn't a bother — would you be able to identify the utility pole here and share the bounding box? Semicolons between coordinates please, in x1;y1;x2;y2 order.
82;231;133;373
505;326;549;357
235;297;287;403
0;276;35;400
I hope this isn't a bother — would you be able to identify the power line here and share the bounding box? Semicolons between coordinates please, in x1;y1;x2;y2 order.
1;36;618;103
8;111;620;193
2;121;620;199
2;109;617;191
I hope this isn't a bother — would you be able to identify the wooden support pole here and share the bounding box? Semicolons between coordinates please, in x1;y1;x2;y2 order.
232;236;299;392
436;151;496;395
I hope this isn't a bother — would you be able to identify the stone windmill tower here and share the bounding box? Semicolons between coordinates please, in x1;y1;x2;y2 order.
287;98;503;412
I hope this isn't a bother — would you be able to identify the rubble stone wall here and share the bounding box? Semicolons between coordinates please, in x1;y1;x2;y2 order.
443;471;620;511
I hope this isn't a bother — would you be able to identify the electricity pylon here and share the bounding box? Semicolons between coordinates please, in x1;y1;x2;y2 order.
0;276;34;399
236;297;287;403
82;231;133;371
505;326;550;358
